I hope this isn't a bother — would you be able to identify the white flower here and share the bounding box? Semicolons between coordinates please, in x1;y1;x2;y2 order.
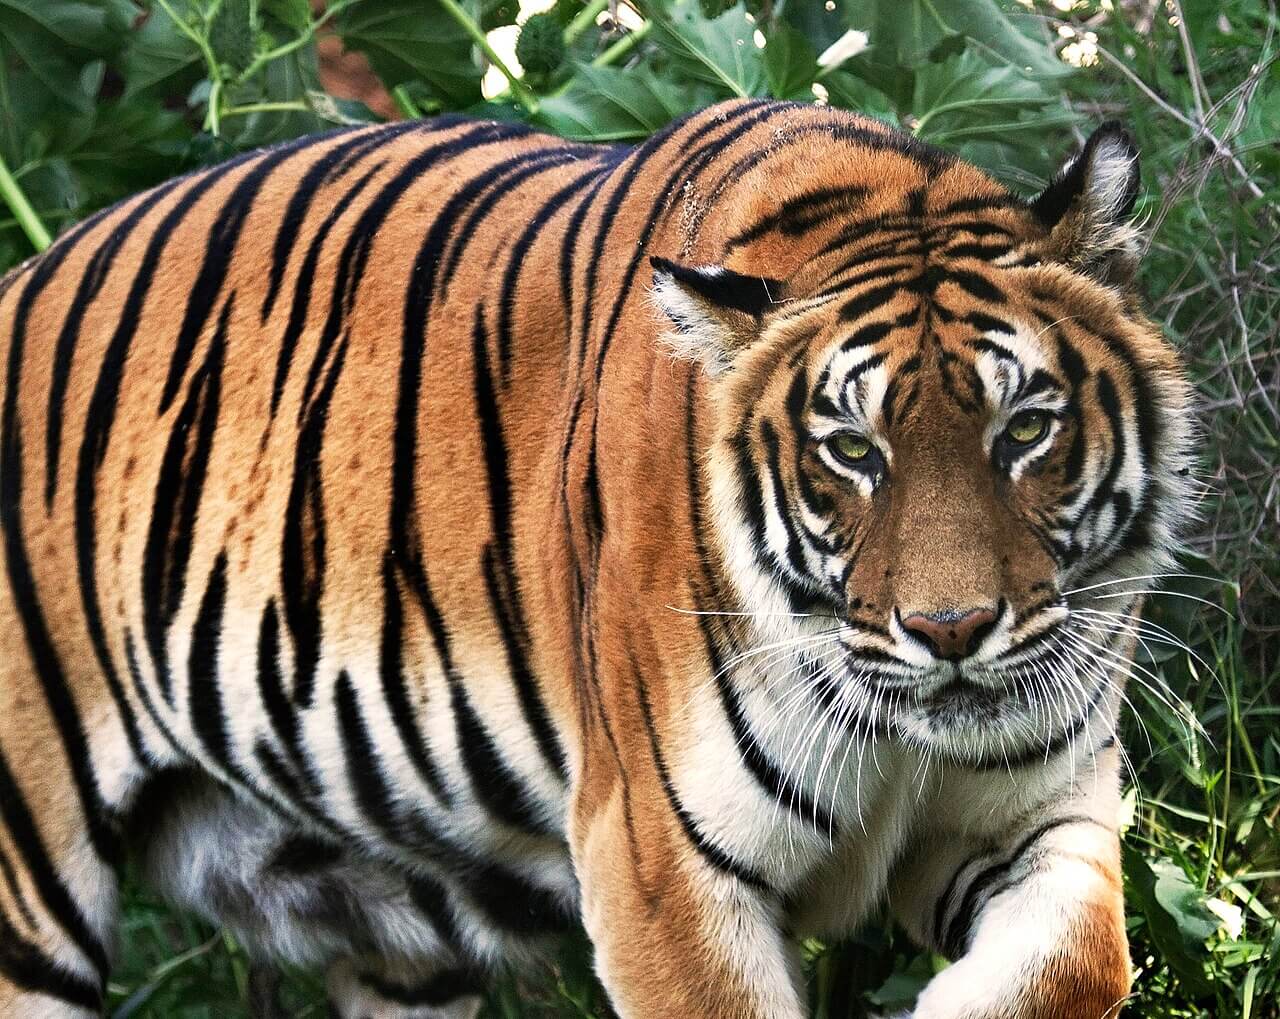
817;29;869;70
1206;898;1244;941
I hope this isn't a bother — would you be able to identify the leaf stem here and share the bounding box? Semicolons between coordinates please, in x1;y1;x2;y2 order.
592;20;651;68
565;0;610;44
221;100;312;118
435;0;538;114
152;0;225;134
0;151;51;251
237;0;363;83
391;85;422;119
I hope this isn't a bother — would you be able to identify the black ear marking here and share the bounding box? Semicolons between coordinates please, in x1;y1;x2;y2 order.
1031;121;1140;228
649;256;782;318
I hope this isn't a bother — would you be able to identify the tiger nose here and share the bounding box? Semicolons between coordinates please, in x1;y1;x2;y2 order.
899;607;998;660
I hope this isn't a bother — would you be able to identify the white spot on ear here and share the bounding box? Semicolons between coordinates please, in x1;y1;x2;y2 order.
649;272;738;374
1087;133;1140;225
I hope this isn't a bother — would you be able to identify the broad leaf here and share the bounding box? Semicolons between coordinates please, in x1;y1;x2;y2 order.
648;0;768;99
535;64;699;141
119;5;204;98
841;0;1068;79
821;70;898;124
336;0;484;109
1125;847;1217;994
764;24;817;101
260;0;310;32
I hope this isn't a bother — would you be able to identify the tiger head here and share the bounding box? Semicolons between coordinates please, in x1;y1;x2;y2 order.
651;120;1194;766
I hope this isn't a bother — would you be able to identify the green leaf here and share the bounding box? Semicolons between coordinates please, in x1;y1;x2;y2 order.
820;70;898;124
336;0;484;109
0;6;102;112
208;0;256;73
260;0;310;32
0;0;133;55
649;0;768;99
841;0;1068;79
119;6;204;98
535;64;696;141
1125;846;1217;994
764;24;817;101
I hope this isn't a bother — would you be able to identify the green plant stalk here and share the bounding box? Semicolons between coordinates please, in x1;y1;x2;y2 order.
221;100;312;118
0;151;51;251
565;0;610;44
435;0;538;114
237;0;364;83
391;85;423;119
592;20;651;67
152;0;226;134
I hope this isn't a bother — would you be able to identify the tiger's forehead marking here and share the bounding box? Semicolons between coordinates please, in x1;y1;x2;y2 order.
809;294;1054;435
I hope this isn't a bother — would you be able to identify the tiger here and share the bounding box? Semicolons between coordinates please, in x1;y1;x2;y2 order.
0;98;1193;1019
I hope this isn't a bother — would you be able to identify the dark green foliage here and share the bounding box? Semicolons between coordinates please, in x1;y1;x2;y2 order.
208;0;255;72
0;2;1275;1017
516;12;566;75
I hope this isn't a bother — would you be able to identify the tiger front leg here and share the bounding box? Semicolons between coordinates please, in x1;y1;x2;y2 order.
570;750;806;1019
890;784;1130;1019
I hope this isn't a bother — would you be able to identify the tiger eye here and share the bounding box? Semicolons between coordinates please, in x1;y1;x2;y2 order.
1005;410;1049;445
828;432;873;465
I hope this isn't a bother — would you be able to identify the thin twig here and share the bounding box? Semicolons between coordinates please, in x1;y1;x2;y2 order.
1095;45;1264;199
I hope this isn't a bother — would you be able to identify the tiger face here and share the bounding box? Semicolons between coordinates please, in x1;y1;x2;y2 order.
653;123;1193;768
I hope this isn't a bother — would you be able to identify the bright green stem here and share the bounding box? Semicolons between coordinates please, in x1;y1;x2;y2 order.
0;153;51;252
436;0;538;114
592;19;651;67
391;85;423;119
565;0;609;44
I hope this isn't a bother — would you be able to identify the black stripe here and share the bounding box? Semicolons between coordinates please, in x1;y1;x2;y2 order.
0;842;38;931
188;554;234;771
940;814;1105;956
473;309;567;779
495;163;610;384
159;132;338;412
2;215;127;896
334;670;411;844
705;625;838;835
564;102;788;595
759;419;809;579
379;556;452;803
437;146;594;293
255;600;316;792
818;258;914;299
143;294;230;706
45;180;185;508
0;906;102;1010
725;184;870;250
1055;333;1089;488
260;121;426;322
684;387;838;834
389;133;559;835
270;161;384;418
0;745;108;985
455;859;572;936
406;873;461;950
360;969;480;1007
423;575;548;835
940;267;1005;304
631;650;772;891
840;282;904;323
281;326;350;707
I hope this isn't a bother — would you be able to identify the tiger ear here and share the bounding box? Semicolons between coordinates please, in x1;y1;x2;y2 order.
649;256;781;373
1030;122;1142;285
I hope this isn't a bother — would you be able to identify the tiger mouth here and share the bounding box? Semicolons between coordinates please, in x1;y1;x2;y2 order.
920;679;1007;721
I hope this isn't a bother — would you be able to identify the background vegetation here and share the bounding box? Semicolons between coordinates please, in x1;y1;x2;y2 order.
1;0;1276;1015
